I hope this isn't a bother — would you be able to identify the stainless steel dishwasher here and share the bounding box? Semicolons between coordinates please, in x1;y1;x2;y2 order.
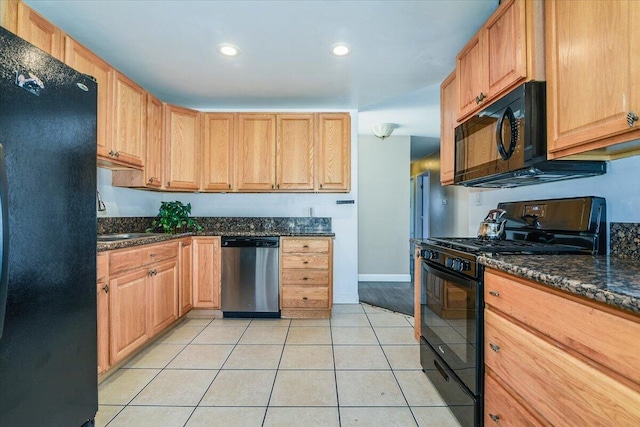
221;236;280;318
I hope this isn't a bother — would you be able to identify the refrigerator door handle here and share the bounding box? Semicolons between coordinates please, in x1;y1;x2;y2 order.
0;144;9;339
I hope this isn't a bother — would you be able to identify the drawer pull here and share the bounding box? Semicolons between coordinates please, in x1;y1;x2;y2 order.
303;261;309;264
489;343;500;353
303;277;308;281
489;414;500;422
302;297;308;300
302;245;309;248
150;253;156;257
102;284;110;293
489;290;500;297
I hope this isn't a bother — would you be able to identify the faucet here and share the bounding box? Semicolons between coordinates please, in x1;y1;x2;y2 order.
97;191;106;212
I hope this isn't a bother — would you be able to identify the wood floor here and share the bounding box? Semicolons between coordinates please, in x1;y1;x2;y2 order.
358;281;414;316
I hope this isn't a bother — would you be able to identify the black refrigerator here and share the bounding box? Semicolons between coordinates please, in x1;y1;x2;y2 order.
0;27;98;426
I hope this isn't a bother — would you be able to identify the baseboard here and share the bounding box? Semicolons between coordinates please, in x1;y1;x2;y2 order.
333;292;360;304
358;274;412;282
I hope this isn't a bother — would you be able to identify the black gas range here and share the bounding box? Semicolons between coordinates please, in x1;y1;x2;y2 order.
417;197;606;427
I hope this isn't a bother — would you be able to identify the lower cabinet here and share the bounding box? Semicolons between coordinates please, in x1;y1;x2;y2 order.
484;269;640;426
192;236;221;309
280;237;333;318
102;240;180;371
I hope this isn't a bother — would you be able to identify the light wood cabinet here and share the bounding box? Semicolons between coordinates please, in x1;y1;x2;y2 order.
484;269;640;426
110;71;146;168
280;237;333;318
202;113;234;191
316;113;351;192
546;0;640;159
192;236;221;309
236;114;277;191
440;71;457;185
108;241;179;365
64;37;114;164
277;114;314;190
15;1;64;60
112;93;165;188
165;105;201;190
179;238;193;316
148;260;179;335
457;0;543;120
97;253;110;376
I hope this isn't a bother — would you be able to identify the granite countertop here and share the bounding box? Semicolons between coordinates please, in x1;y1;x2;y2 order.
479;254;640;315
97;230;335;252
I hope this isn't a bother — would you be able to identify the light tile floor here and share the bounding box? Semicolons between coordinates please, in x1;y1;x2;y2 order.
97;304;461;427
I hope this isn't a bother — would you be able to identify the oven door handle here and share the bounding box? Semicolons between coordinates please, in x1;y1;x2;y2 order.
433;359;450;382
423;261;476;289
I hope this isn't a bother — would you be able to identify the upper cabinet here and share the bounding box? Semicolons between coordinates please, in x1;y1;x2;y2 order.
15;2;64;60
165;105;201;190
440;71;457;186
277;114;314;191
64;37;113;162
236;114;277;191
546;0;640;159
110;71;146;168
202;113;235;192
457;0;543;120
317;113;351;192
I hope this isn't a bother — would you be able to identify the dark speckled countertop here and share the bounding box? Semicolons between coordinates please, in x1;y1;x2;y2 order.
97;231;335;252
479;254;640;315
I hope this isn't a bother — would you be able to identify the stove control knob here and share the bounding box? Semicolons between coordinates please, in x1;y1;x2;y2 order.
452;259;462;271
445;258;454;268
459;260;471;272
421;250;438;260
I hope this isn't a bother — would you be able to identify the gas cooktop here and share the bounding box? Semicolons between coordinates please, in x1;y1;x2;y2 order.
427;237;585;255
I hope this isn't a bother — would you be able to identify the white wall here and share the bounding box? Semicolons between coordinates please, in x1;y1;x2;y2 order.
467;155;640;245
97;111;360;304
357;135;410;281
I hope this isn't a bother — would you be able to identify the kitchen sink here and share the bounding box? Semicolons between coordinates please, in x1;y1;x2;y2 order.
97;233;165;242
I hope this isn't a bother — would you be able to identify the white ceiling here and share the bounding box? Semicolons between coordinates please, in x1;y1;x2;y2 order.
25;0;497;158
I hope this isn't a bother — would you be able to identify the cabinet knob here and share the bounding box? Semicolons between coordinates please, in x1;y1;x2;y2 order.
102;284;109;293
489;290;500;297
489;343;500;353
489;414;500;422
302;245;309;248
319;184;323;189
302;296;308;300
303;277;308;281
115;151;120;157
627;111;639;127
150;253;156;257
148;178;154;184
228;184;231;189
167;182;171;187
271;184;274;189
303;261;309;264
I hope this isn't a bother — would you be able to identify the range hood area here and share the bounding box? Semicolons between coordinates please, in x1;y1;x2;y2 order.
458;160;607;189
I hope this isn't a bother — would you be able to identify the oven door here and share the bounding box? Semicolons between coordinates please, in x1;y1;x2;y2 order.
420;259;482;396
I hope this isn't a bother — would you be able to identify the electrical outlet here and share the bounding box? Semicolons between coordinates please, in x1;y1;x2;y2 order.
442;198;447;205
475;192;482;206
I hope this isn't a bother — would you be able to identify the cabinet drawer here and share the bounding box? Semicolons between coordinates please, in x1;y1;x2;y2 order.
282;286;329;308
485;369;544;427
281;254;329;269
485;310;640;426
282;269;329;286
282;238;329;253
484;269;640;385
110;242;178;276
97;253;108;282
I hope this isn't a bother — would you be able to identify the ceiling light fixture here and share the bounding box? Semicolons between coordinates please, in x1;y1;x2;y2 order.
331;43;350;56
218;44;240;57
372;123;397;140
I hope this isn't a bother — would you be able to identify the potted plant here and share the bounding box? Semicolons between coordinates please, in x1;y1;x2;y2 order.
147;201;202;234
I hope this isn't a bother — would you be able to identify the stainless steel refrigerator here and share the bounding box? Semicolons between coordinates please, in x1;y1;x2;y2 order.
0;27;98;426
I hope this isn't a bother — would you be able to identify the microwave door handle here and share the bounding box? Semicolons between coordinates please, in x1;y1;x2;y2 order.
496;107;517;160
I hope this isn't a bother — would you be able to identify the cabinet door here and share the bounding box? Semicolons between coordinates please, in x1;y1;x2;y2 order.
440;71;457;185
145;94;164;188
149;260;179;335
457;32;486;118
65;37;113;161
16;2;64;60
109;269;149;363
165;105;201;190
485;0;526;99
316;113;351;192
236;114;276;191
97;253;109;376
111;71;146;168
276;114;314;191
192;237;221;308
546;0;640;157
202;113;234;191
179;239;193;316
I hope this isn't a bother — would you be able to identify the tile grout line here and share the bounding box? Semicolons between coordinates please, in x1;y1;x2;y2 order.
329;311;342;427
261;318;291;427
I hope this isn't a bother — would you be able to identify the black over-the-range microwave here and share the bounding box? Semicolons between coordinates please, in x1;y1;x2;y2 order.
453;81;606;188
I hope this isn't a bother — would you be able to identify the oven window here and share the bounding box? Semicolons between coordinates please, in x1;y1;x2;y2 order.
421;263;477;378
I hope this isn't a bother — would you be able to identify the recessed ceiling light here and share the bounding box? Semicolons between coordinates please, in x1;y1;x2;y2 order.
218;44;240;57
331;43;350;56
